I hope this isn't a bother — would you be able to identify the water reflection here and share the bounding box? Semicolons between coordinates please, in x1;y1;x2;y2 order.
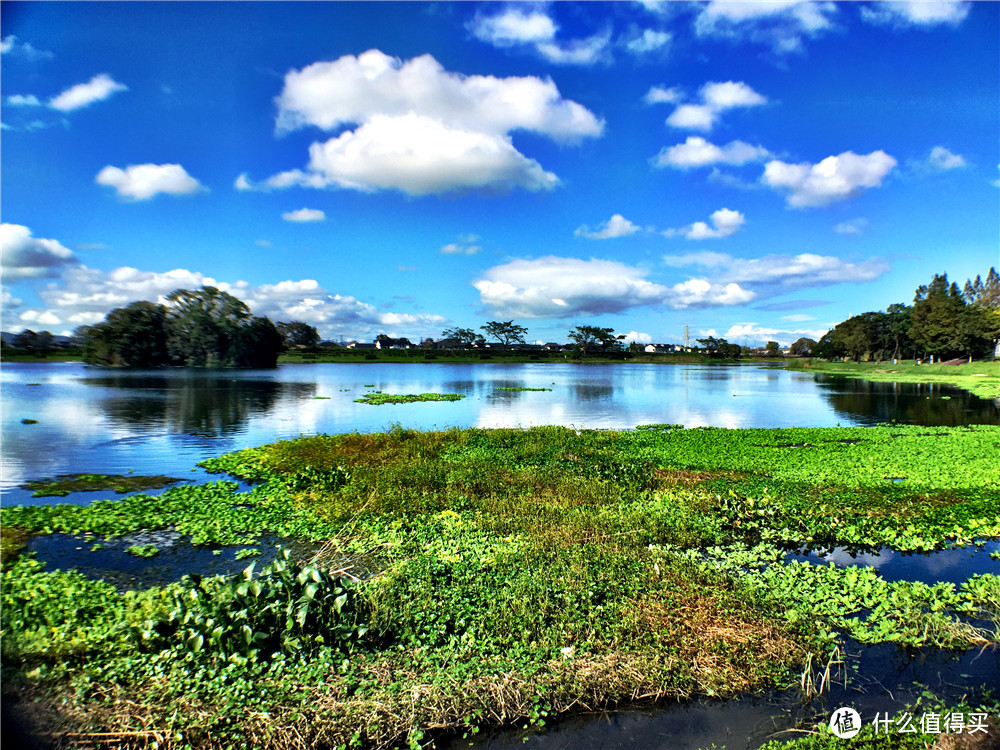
80;373;316;435
814;375;1000;426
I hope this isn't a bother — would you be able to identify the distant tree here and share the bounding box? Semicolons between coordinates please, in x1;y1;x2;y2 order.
82;301;170;367
696;336;724;356
789;337;817;357
276;321;320;349
719;342;742;359
569;325;621;355
441;327;483;348
12;329;56;356
764;341;782;357
481;321;527;349
885;303;913;360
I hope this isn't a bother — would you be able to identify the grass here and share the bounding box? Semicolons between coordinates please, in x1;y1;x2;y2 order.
2;425;997;749
496;386;552;391
787;358;1000;400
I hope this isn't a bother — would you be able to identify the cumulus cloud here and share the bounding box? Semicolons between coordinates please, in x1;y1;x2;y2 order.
473;256;754;318
665;208;746;240
257;50;601;196
625;29;672;55
7;94;42;107
282;208;326;222
643;85;682;105
722;322;828;346
925;146;967;171
0;35;54;61
468;7;611;66
694;1;839;54
1;223;79;281
574;214;640;240
661;251;889;289
762;150;897;207
653;136;771;169
49;74;127;112
664;81;767;131
620;331;653;344
96;163;205;201
860;1;970;28
13;265;445;340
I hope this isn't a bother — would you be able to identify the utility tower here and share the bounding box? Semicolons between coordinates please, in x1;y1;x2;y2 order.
683;324;690;349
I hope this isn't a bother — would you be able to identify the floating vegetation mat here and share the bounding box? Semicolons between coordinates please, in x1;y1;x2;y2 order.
353;392;465;405
22;472;183;497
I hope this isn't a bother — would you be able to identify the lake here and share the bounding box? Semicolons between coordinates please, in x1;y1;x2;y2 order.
3;361;998;505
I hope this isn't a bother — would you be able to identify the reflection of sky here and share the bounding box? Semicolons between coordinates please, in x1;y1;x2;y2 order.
791;542;1000;585
4;362;997;506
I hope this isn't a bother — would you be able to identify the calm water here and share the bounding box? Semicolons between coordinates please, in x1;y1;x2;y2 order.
3;361;998;504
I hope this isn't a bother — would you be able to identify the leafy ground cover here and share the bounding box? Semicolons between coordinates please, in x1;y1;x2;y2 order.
1;425;997;749
22;473;183;497
788;359;1000;400
495;387;552;391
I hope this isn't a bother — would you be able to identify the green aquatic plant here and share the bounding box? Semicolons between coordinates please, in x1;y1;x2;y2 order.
127;544;160;558
496;387;552;391
353;392;465;405
23;473;183;497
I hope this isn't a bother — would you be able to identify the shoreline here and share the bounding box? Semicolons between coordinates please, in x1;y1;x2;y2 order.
787;359;1000;400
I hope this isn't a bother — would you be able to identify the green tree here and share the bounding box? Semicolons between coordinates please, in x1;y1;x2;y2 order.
789;337;817;357
82;302;170;367
11;329;56;356
909;274;965;359
228;317;284;368
276;321;320;349
570;325;618;355
764;340;782;357
440;327;483;348
165;287;252;367
480;321;527;349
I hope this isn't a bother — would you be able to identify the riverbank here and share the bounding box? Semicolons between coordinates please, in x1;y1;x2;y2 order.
2;425;997;749
788;359;1000;400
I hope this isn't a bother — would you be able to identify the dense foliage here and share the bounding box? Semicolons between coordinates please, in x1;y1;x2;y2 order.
79;286;285;368
814;268;1000;361
2;425;997;749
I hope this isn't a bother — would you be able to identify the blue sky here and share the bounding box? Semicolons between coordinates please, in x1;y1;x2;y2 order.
2;1;997;347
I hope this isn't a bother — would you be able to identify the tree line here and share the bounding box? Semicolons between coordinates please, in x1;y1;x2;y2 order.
808;268;1000;362
76;287;314;368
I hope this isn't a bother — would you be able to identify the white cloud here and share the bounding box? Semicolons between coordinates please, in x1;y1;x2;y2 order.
620;331;653;344
574;214;640;240
860;1;970;28
661;251;889;289
260;50;601;196
665;81;767;131
762;150;897;208
441;238;482;255
275;50;602;140
722;322;828;346
49;74;127;112
277;114;559;195
7;94;42;107
694;1;839;54
0;35;54;60
625;29;672;55
13;265;446;340
95;163;205;201
468;8;611;66
925;146;967;170
644;85;682;105
1;223;79;281
282;208;326;222
653;136;771;169
834;218;868;235
666;208;746;240
469;8;557;45
473;256;754;318
781;313;815;322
